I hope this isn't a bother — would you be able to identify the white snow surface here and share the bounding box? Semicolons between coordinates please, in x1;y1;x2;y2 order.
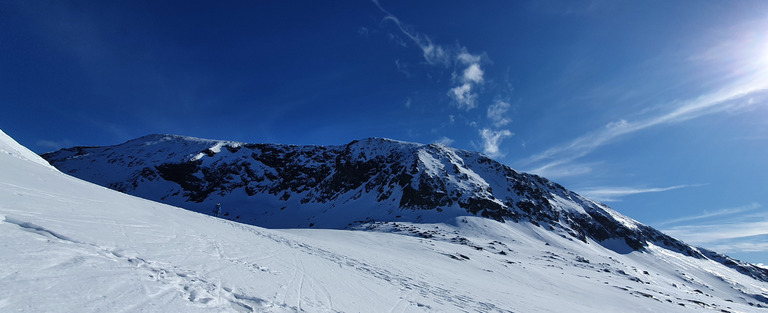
0;129;55;169
3;132;768;312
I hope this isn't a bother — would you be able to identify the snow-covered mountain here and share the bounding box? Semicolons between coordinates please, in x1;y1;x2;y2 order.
42;134;768;284
3;130;768;311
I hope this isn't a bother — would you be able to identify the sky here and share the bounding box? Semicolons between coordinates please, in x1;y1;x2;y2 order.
2;0;768;263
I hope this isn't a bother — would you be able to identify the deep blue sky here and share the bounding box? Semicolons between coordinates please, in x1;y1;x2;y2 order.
3;1;768;263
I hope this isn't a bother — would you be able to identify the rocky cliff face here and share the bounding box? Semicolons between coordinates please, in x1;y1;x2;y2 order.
41;134;768;281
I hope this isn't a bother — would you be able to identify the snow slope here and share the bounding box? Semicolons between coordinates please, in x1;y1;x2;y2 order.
4;131;768;312
0;129;55;169
42;134;768;281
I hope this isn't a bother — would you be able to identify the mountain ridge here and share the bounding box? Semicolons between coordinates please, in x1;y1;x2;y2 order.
6;128;768;312
42;134;768;282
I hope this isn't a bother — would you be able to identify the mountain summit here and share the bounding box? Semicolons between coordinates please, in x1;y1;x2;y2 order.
42;134;768;282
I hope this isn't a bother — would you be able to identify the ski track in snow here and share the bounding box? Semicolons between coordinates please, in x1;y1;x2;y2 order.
1;215;299;313
4;205;501;312
3;186;766;313
215;219;516;312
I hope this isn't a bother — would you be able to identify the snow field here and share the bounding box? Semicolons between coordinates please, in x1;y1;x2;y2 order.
3;131;768;312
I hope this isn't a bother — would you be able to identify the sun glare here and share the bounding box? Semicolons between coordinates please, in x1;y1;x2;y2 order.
760;39;768;69
726;27;768;83
746;26;768;71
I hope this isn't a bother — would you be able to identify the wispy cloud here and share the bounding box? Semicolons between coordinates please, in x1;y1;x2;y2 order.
660;202;768;252
457;51;481;65
36;139;74;152
528;0;603;16
521;72;768;177
710;241;768;254
687;18;768;80
462;63;484;84
357;27;369;37
449;84;476;110
394;59;411;77
535;162;595;179
372;0;449;66
434;136;455;146
448;51;485;110
578;184;691;202
448;52;487;111
373;1;514;156
665;221;768;248
656;202;761;227
373;0;486;111
480;128;513;158
487;100;511;127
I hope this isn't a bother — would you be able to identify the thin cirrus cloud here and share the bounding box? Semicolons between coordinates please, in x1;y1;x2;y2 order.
656;202;761;227
659;202;768;252
577;184;692;202
520;70;768;179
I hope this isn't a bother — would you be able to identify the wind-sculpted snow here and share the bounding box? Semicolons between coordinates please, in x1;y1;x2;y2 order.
0;130;767;311
43;134;768;283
